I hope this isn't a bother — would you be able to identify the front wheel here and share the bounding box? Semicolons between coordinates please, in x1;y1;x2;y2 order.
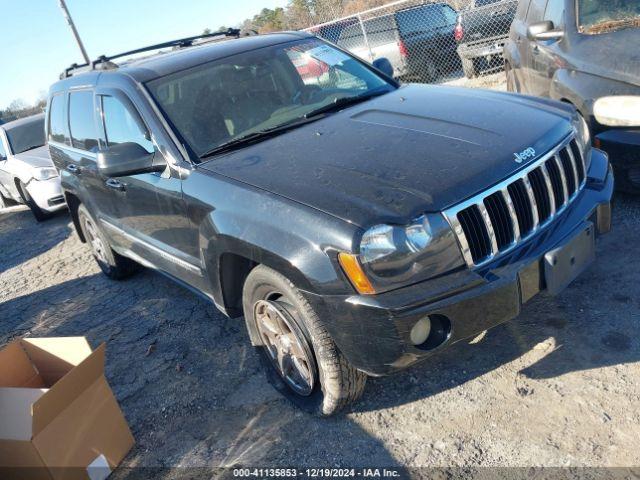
243;265;367;416
77;204;140;280
18;181;52;222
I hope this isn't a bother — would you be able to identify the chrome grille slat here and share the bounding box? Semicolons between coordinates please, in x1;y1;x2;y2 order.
477;202;498;257
554;154;569;206
540;164;556;216
565;146;581;195
445;134;586;268
501;188;520;242
522;175;539;230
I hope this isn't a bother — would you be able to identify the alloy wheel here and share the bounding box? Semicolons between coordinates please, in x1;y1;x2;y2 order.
254;299;317;396
83;217;108;264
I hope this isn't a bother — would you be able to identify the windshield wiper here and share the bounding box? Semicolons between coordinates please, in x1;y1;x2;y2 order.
303;89;390;120
199;116;321;159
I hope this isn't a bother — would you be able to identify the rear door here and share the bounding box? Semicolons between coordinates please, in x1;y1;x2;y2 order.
66;89;123;223
521;0;547;94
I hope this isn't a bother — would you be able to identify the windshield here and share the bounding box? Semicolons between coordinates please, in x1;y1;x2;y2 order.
5;117;46;155
578;0;640;34
147;39;394;158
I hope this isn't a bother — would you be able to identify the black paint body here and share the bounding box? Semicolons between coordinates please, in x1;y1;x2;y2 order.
48;32;613;375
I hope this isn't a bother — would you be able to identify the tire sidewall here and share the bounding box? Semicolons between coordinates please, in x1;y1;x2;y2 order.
19;181;49;222
77;205;118;276
243;269;328;414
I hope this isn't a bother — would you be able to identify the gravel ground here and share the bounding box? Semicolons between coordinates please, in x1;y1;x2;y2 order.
1;193;639;477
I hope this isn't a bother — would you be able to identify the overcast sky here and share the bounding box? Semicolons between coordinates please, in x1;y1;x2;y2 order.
0;0;288;109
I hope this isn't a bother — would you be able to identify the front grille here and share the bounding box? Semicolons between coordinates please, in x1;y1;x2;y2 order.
445;135;586;267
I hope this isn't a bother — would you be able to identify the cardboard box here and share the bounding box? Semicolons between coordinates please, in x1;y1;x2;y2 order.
0;337;134;480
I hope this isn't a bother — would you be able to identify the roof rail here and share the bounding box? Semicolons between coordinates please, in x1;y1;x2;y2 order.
60;28;244;79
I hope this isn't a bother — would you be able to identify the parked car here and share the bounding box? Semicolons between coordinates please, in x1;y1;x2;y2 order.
47;31;612;415
394;2;460;81
454;0;518;78
336;14;407;79
335;3;459;82
504;0;640;192
0;113;65;220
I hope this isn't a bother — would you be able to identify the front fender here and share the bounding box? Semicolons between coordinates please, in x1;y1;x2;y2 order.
187;170;360;312
551;70;640;123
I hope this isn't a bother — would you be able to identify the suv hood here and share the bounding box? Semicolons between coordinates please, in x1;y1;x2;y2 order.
13;145;54;169
571;28;640;88
201;84;574;227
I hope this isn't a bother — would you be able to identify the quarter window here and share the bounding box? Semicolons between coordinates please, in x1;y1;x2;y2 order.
101;96;154;153
69;91;99;152
48;94;69;144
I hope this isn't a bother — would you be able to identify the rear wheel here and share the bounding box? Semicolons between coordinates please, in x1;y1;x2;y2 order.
18;180;52;222
77;204;140;280
243;265;367;416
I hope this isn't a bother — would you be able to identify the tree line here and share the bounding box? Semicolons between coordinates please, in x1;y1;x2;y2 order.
0;97;47;125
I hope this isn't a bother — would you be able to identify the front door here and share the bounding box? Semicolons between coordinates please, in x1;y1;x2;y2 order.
526;0;566;97
96;91;204;289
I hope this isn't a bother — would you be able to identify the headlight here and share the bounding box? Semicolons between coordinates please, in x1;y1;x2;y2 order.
360;215;432;264
574;113;592;171
339;214;464;295
593;96;640;127
33;167;59;181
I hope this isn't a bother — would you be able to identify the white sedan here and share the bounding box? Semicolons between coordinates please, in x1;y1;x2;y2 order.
0;113;65;221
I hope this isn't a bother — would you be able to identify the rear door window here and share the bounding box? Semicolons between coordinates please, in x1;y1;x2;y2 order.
100;95;154;154
48;94;70;145
69;91;99;152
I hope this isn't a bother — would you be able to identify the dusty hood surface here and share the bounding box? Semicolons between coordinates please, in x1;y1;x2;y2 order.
13;145;54;169
571;28;640;88
201;84;575;227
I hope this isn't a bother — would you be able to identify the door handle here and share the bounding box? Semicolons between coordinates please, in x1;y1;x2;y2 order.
105;178;126;191
532;45;540;54
67;164;81;174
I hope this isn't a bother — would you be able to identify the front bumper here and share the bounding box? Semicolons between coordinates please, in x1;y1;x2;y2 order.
303;150;614;376
595;128;640;193
25;176;66;212
457;36;507;60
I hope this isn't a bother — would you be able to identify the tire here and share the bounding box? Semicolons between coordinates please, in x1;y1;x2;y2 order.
242;265;367;416
462;56;476;79
18;180;52;222
77;204;140;280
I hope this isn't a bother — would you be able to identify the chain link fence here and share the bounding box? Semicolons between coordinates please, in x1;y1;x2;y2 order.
303;0;517;90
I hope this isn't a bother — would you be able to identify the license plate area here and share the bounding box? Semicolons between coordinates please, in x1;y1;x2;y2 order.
543;222;595;295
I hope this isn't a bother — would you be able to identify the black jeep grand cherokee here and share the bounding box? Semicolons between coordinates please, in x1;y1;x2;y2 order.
47;31;613;415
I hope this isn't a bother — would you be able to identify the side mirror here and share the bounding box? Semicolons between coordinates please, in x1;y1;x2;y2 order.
527;21;564;41
97;142;163;177
372;57;394;78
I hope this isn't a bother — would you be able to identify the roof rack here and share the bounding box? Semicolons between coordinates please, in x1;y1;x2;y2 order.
60;28;244;79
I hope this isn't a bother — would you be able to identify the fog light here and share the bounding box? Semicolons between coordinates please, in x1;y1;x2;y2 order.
410;317;432;346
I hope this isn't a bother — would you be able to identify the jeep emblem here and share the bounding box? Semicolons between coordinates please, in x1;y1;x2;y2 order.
514;147;536;163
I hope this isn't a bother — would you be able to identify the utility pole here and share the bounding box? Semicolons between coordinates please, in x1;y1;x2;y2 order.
57;0;90;64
